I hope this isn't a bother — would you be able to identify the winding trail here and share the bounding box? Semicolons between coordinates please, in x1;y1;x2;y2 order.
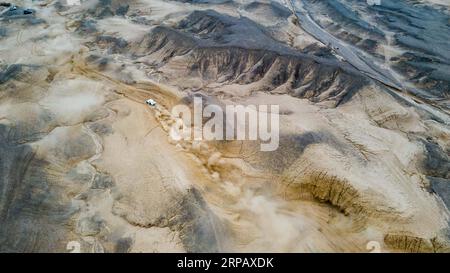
83;123;103;164
284;0;402;88
283;0;450;122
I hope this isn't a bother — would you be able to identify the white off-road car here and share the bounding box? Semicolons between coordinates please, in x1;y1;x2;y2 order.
146;99;156;107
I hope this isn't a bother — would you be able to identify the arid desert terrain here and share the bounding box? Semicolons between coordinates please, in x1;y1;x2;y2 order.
0;0;449;252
